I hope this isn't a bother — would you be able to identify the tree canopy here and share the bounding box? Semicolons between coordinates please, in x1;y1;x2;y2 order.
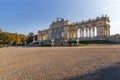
0;32;27;45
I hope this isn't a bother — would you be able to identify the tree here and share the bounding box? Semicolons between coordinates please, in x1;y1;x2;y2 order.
0;32;27;45
26;32;34;44
34;34;38;41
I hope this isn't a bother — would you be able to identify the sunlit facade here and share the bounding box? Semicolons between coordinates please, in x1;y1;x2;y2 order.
38;15;110;45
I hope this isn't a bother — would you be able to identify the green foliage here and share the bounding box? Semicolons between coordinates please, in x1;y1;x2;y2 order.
0;32;27;45
27;35;33;44
26;33;38;44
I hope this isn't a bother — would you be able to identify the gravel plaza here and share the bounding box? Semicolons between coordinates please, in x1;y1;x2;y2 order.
0;45;120;80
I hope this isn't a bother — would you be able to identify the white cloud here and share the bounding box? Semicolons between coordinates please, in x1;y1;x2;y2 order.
90;3;120;13
110;20;120;35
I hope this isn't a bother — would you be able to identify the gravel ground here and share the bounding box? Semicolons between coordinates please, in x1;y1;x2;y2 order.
0;45;120;80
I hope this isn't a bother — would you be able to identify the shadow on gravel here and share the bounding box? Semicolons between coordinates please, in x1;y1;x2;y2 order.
65;62;120;80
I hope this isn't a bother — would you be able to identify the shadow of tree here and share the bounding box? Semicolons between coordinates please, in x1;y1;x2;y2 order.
64;62;120;80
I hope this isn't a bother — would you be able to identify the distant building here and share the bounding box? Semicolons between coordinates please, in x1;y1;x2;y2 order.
109;34;120;43
38;15;111;45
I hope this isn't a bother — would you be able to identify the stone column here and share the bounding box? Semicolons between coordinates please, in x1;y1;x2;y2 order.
69;30;72;38
72;30;74;38
104;28;107;36
82;28;84;38
109;28;110;37
79;28;82;38
87;28;89;37
80;28;82;38
46;33;48;40
88;28;91;37
43;34;44;40
38;34;40;41
76;29;78;38
86;28;88;37
90;28;92;37
93;27;95;37
39;34;41;41
43;35;45;40
44;34;46;40
84;28;86;37
43;35;44;40
96;27;98;37
44;33;46;40
91;27;95;37
107;27;110;37
45;34;47;40
41;34;43;41
67;31;69;39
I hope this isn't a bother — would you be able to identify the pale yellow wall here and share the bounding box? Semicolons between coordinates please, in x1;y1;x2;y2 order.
38;16;111;40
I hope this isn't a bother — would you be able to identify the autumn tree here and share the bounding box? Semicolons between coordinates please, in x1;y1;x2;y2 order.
0;32;27;45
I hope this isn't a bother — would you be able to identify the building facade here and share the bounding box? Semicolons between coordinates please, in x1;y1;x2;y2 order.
38;15;110;45
109;34;120;43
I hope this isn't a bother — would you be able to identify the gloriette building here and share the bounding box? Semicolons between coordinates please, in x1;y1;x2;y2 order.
38;15;110;45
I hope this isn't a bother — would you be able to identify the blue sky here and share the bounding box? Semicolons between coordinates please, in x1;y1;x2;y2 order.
0;0;120;35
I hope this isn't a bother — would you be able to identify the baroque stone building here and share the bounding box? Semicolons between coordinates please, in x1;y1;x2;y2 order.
38;15;110;45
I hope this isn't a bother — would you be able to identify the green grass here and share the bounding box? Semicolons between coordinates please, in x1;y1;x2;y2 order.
0;46;4;48
69;40;116;44
79;40;116;44
39;44;51;47
79;44;88;46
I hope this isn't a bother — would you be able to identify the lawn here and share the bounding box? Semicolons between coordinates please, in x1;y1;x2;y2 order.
0;46;4;48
